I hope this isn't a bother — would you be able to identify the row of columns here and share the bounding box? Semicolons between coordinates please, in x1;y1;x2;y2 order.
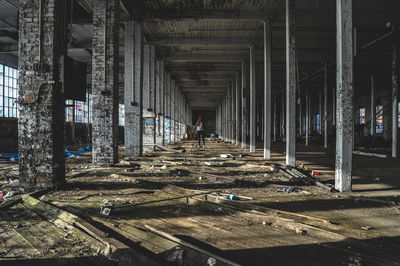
17;0;190;191
216;0;364;192
124;21;188;158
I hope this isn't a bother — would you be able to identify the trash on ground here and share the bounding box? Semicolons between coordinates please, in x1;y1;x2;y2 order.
361;226;373;230
311;170;320;176
226;194;240;201
283;187;294;193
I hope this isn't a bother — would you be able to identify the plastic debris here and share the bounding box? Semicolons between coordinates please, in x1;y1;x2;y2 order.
10;156;19;162
100;207;111;216
311;170;320;176
295;228;307;235
283;187;294;193
207;257;217;266
361;226;373;230
4;191;17;198
227;194;240;201
65;149;83;159
220;154;233;158
8;179;20;187
103;243;111;257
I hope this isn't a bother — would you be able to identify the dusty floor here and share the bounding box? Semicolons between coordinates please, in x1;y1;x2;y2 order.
1;139;400;265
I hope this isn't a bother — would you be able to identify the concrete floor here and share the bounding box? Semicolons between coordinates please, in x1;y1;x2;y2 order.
1;139;400;265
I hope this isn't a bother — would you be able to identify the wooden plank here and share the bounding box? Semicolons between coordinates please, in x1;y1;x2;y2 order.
22;195;161;266
145;225;242;266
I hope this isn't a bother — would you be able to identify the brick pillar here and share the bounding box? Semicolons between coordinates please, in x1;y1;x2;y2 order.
18;0;66;190
124;21;143;157
92;0;119;167
143;45;156;153
156;60;164;146
164;73;171;143
170;80;176;144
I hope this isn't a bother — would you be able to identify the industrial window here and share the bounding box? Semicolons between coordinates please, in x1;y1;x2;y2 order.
65;93;92;123
119;104;125;126
315;114;321;133
376;105;383;134
398;102;400;128
0;64;18;118
356;108;366;125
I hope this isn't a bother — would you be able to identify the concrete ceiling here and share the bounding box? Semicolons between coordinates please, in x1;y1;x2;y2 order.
0;0;400;108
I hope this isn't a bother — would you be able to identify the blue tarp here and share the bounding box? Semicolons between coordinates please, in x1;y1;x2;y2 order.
0;148;18;162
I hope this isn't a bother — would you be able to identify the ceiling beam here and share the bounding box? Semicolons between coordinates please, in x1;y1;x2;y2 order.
149;38;258;46
143;9;269;21
163;54;245;62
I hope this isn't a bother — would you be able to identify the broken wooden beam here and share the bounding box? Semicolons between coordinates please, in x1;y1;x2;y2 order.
145;225;242;266
353;150;387;159
176;169;236;183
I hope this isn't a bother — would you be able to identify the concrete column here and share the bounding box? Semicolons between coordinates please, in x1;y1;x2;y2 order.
273;96;277;142
170;80;176;144
286;0;296;166
158;61;165;145
235;72;241;145
170;83;175;144
224;93;228;141
222;98;225;140
124;20;143;157
249;44;256;153
155;60;164;146
164;73;171;143
143;45;156;153
335;0;354;192
281;89;285;137
173;86;179;143
370;73;376;136
226;87;230;142
392;32;399;158
333;86;336;126
92;0;120;166
319;92;322;134
324;63;329;148
305;83;309;147
241;61;247;149
264;20;272;159
231;82;236;144
298;95;302;136
18;0;66;189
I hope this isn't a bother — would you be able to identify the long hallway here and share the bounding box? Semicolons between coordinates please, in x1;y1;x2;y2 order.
2;139;399;265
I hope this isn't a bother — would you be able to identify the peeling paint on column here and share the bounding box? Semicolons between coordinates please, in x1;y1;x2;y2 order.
18;0;65;190
92;0;119;167
164;117;171;143
286;0;297;167
142;45;156;153
155;60;164;146
335;0;353;192
125;21;143;157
